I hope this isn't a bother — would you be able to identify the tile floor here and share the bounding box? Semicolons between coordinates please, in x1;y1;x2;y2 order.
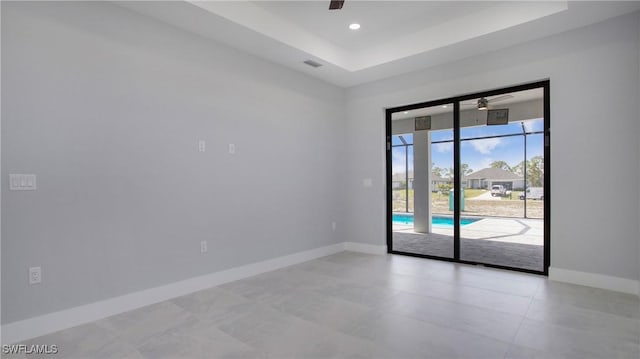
8;251;640;358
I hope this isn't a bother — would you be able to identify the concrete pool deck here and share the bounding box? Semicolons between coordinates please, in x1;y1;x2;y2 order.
392;217;544;271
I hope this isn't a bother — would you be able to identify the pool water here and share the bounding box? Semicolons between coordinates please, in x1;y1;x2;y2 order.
392;213;480;227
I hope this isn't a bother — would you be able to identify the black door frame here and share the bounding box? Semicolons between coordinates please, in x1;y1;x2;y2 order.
385;80;550;275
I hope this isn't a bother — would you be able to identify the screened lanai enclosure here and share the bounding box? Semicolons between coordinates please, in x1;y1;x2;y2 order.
387;83;549;274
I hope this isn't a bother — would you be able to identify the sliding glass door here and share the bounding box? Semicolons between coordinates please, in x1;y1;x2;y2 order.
386;81;549;274
459;88;545;272
390;103;455;259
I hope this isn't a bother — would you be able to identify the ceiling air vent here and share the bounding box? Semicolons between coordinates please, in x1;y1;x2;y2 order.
303;60;323;68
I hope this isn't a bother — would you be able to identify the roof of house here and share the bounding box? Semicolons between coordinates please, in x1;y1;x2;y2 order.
392;171;413;181
393;172;453;182
466;167;523;180
432;174;450;182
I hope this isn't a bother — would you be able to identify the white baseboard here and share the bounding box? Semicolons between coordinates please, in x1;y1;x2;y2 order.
1;242;346;345
549;267;640;296
344;241;387;255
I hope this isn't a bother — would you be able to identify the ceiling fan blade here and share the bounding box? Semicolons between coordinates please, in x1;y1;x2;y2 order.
329;0;345;10
488;94;514;103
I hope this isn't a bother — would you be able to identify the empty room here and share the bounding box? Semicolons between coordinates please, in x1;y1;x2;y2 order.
2;1;640;358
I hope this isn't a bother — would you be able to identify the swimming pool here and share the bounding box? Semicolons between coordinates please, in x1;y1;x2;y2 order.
392;213;480;227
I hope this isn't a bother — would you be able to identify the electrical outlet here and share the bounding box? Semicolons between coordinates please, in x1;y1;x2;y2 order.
198;140;206;152
200;240;208;253
29;267;41;285
331;222;337;231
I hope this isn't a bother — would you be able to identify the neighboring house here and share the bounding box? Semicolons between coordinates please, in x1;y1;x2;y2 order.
466;168;525;190
431;174;451;192
394;171;466;192
392;171;413;189
395;172;457;191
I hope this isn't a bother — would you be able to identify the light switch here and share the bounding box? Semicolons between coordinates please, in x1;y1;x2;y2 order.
228;144;236;154
9;174;37;190
29;267;41;285
363;178;373;187
10;175;19;188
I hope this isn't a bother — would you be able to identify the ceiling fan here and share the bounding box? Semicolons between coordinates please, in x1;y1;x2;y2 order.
329;0;345;10
461;94;514;110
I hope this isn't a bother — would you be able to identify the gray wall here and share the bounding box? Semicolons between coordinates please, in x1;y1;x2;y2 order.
345;12;640;281
1;2;345;323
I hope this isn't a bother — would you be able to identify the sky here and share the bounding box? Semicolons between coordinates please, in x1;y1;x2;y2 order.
392;118;544;176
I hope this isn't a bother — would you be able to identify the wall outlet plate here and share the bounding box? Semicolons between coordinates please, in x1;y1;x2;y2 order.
29;267;41;284
200;240;208;253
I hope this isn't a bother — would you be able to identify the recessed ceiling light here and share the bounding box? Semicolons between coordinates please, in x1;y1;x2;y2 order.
349;23;361;30
442;105;448;108
403;111;408;114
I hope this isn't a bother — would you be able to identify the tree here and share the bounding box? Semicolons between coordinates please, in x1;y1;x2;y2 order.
528;156;544;187
442;164;472;179
432;166;443;178
438;183;452;194
461;163;473;176
490;160;512;172
513;156;544;187
512;161;524;176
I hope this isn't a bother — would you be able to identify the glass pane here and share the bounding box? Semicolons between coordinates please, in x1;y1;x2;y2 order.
431;129;453;142
391;133;415;146
523;133;544;219
392;103;454;259
459;88;545;272
392;145;408;212
401;133;414;145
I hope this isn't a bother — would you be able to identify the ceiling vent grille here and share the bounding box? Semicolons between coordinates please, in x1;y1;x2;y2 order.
303;60;323;68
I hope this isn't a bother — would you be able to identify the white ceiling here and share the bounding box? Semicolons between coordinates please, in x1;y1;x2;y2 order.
117;1;640;87
252;1;499;52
